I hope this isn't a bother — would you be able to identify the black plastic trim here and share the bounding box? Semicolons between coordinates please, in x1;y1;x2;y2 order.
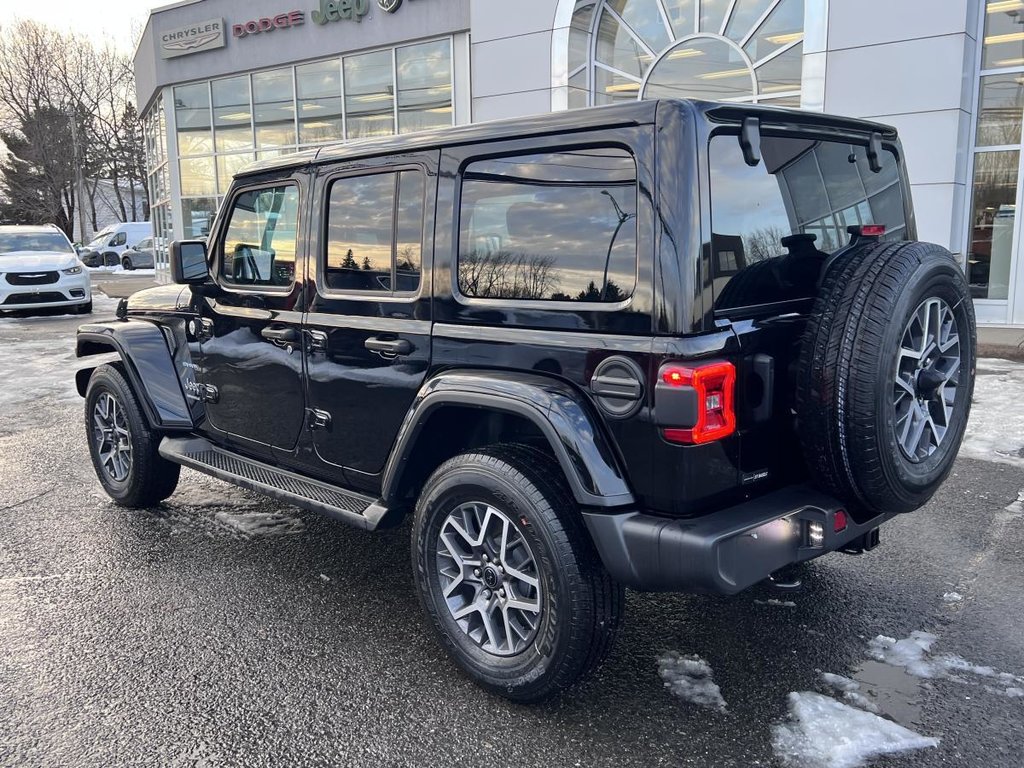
582;484;897;594
382;370;635;508
76;321;193;430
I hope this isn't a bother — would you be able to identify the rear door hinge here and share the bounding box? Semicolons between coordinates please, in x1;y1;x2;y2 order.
307;329;328;354
200;384;219;404
307;408;332;431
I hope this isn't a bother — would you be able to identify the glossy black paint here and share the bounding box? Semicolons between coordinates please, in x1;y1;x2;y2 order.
194;175;310;459
303;151;437;476
84;99;915;534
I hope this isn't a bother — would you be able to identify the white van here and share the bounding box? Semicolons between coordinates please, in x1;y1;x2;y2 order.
80;222;152;267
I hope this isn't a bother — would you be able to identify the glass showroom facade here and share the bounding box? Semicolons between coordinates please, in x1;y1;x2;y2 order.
168;38;453;241
135;0;1024;325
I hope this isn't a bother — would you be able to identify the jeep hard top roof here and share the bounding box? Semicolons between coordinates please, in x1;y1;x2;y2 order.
236;99;899;180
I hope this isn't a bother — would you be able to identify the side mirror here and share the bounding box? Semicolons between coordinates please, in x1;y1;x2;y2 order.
170;240;210;284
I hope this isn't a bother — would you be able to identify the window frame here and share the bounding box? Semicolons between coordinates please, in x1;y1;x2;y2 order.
317;164;428;302
213;179;302;295
452;143;641;311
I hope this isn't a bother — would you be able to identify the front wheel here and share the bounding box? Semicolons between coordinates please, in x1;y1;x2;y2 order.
412;444;624;703
121;256;133;270
85;364;180;507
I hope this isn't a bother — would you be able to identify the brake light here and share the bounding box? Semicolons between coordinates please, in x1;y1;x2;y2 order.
660;362;737;444
849;224;886;238
834;509;848;533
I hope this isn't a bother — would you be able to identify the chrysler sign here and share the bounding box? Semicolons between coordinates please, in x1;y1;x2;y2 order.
159;18;226;59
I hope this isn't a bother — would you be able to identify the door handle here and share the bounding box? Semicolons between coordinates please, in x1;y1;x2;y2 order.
364;336;412;357
261;327;299;344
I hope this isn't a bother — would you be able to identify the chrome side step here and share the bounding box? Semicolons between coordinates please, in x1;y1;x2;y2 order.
159;436;390;530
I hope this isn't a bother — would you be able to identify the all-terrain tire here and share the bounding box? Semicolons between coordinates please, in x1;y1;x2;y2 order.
796;241;976;520
412;443;624;703
85;364;180;507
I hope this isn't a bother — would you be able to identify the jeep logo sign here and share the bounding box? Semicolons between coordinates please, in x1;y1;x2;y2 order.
159;18;226;59
378;0;402;11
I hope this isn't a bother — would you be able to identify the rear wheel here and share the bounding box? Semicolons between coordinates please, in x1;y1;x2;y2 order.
412;444;624;702
796;241;976;519
85;365;180;507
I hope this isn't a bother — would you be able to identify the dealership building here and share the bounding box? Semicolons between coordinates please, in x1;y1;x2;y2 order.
134;0;1024;326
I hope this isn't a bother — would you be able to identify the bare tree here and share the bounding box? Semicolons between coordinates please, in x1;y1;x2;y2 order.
0;19;148;236
458;251;557;300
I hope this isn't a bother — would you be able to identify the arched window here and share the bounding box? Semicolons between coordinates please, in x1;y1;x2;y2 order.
560;0;807;108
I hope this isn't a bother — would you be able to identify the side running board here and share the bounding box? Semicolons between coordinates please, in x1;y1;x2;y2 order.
159;436;392;530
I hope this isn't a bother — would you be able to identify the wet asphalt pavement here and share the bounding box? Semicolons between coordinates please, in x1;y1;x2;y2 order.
1;302;1023;767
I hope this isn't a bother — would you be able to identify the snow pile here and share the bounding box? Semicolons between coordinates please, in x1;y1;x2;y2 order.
866;631;940;677
657;652;727;711
819;673;879;714
961;359;1024;466
867;631;1024;694
772;692;938;768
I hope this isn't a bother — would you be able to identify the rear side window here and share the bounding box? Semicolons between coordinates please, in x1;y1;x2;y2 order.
458;148;637;303
710;135;906;312
324;170;425;295
220;185;300;288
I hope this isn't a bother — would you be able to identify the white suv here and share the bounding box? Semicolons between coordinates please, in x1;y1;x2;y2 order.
0;225;92;314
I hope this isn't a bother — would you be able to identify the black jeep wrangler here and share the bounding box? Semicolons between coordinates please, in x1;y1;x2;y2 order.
75;100;976;702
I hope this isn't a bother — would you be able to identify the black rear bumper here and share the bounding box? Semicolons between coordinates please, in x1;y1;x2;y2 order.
583;485;894;594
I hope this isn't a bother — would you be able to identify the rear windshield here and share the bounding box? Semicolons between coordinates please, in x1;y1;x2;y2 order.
709;134;906;315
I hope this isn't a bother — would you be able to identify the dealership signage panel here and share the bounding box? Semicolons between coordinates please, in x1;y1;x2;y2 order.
159;18;227;59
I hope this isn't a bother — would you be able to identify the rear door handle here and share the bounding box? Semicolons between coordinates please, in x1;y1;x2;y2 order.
364;336;412;357
261;327;299;344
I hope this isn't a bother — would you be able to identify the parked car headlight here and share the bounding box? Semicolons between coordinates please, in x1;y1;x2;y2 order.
62;265;83;275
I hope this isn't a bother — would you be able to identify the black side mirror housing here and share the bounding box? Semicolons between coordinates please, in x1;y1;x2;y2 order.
170;240;210;284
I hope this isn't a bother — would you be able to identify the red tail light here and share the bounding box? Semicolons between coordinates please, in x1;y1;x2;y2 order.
660;362;737;444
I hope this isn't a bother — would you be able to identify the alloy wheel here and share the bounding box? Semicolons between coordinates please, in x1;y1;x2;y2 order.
893;297;961;463
93;391;133;482
435;501;542;657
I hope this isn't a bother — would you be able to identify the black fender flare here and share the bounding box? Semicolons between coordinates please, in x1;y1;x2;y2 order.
382;370;634;509
75;320;193;430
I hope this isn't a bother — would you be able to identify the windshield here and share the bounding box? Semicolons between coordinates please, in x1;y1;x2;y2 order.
87;230;112;247
0;231;74;255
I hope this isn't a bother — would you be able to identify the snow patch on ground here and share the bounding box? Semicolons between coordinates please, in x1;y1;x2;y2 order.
755;598;797;607
772;692;938;768
866;631;1024;693
657;652;727;711
942;592;963;604
961;358;1024;466
819;673;880;714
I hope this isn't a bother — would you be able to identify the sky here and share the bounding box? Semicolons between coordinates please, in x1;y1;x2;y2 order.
0;0;158;53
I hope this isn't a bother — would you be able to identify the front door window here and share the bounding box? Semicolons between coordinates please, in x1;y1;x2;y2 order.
220;185;300;288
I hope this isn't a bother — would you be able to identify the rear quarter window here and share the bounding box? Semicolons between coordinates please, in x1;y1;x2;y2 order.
709;134;906;315
457;148;638;304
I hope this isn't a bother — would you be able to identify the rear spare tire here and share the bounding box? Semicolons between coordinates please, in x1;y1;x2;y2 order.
796;241;976;519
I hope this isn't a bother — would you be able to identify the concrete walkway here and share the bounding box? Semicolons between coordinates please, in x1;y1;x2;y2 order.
979;326;1024;361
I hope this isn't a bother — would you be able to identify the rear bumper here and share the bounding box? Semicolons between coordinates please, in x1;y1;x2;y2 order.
583;485;895;594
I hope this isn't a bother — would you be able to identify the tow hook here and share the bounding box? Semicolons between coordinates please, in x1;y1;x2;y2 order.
767;566;803;591
840;527;881;555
